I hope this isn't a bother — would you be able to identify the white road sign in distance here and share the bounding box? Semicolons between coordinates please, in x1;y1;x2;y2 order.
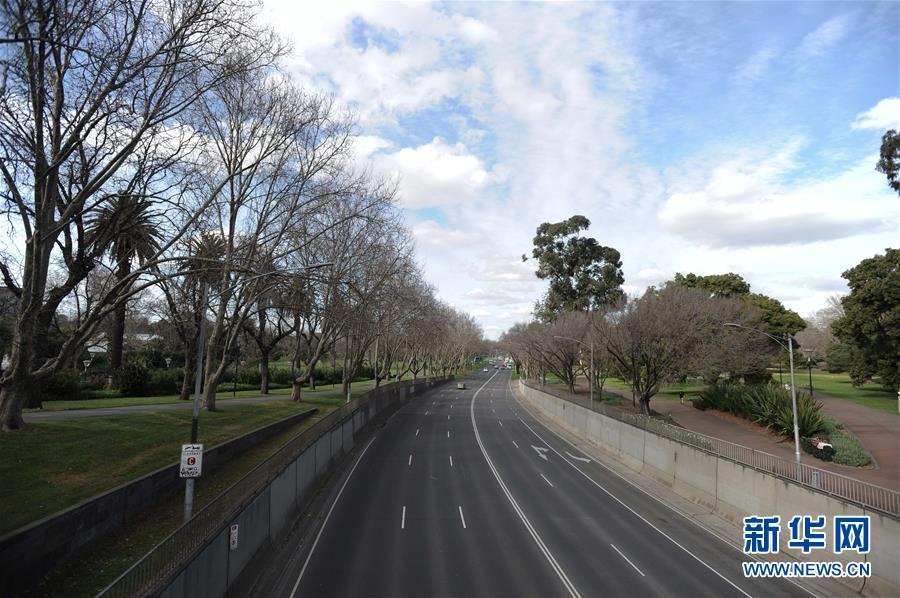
180;443;203;478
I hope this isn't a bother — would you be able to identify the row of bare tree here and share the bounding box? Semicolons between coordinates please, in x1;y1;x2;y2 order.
0;0;484;430
502;285;776;414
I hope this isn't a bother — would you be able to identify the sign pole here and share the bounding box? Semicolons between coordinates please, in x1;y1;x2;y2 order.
184;281;209;522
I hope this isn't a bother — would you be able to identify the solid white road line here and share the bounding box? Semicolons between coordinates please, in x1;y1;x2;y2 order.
469;372;581;598
540;473;554;488
610;544;645;577
402;505;406;529
288;436;377;598
508;381;754;598
458;505;467;529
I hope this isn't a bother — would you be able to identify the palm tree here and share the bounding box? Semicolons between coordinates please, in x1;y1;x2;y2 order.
86;193;161;384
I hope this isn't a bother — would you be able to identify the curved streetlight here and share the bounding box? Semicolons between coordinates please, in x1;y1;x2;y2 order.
725;322;801;464
553;335;594;411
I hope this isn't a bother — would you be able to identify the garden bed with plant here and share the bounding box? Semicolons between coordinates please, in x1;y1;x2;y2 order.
693;382;870;467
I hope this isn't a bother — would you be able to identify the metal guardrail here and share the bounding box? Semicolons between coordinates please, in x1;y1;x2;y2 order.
98;378;448;598
523;380;900;517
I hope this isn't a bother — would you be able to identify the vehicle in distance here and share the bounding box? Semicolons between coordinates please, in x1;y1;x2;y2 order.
457;382;466;389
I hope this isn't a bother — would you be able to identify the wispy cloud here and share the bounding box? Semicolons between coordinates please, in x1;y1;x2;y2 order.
796;13;853;61
733;46;778;86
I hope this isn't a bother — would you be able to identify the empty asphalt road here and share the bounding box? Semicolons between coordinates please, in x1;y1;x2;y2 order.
266;368;813;598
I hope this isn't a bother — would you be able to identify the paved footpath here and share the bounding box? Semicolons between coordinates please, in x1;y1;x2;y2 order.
571;381;898;491
21;387;354;422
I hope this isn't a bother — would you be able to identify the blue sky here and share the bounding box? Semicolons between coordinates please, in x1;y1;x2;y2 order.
263;1;899;338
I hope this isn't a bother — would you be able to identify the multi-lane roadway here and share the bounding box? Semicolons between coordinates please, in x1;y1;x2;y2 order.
266;366;813;597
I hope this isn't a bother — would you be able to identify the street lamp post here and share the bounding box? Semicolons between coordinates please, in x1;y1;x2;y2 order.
802;349;814;397
725;322;801;464
553;335;594;411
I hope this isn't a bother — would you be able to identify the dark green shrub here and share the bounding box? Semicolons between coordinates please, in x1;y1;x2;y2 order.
801;437;836;461
829;429;871;466
117;357;150;397
145;368;183;395
270;368;296;385
40;368;81;402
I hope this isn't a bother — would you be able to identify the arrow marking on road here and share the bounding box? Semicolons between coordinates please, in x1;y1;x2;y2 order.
531;445;549;461
565;451;591;463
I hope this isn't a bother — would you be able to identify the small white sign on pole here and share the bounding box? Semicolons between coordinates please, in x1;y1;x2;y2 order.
229;524;239;550
179;444;203;478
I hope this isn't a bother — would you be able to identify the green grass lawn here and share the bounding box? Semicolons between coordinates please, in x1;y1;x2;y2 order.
0;401;319;534
803;371;897;414
23;405;337;598
547;370;897;414
33;378;378;412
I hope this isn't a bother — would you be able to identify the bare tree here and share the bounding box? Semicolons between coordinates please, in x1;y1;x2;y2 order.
0;0;276;430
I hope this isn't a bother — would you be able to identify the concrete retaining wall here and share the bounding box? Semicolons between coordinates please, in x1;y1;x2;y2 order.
518;381;900;597
0;407;317;597
153;377;450;598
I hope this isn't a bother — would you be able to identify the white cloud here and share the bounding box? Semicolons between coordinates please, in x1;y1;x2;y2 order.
376;138;497;209
851;98;900;131
659;150;896;248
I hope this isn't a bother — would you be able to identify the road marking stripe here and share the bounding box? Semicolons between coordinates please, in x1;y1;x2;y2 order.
408;454;412;466
425;410;429;416
289;436;377;598
610;543;645;576
415;428;419;437
498;420;503;427
450;455;454;467
508;379;753;598
447;430;450;438
401;505;406;529
512;440;519;449
470;372;581;598
447;415;450;420
458;505;467;529
540;473;554;487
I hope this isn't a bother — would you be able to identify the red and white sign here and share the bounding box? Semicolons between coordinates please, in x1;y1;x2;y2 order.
179;444;203;478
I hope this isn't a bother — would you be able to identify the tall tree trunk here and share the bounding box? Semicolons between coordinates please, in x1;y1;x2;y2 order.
0;376;36;430
341;335;351;398
259;352;270;394
107;259;131;389
180;350;195;401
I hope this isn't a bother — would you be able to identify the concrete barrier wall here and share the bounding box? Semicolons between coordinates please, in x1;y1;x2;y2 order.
156;376;451;598
517;381;900;596
0;407;317;597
